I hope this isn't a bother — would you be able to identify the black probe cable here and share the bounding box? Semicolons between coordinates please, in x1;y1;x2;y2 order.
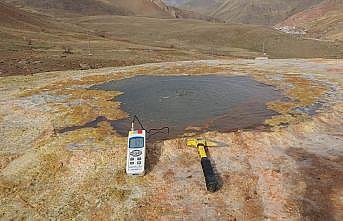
131;115;170;139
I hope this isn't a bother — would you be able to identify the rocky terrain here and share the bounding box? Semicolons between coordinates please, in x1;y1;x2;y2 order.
1;59;342;220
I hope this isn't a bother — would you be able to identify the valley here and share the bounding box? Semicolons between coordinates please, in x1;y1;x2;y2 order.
0;0;342;76
0;1;342;220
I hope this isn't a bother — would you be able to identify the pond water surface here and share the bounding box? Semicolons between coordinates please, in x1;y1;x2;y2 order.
90;75;283;138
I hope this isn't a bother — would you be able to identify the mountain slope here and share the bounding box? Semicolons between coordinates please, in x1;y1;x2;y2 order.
0;1;52;29
177;0;222;14
1;0;342;77
278;0;343;41
173;0;325;25
164;0;188;6
72;15;343;59
4;0;174;17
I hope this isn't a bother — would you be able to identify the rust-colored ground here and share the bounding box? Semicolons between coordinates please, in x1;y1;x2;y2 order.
0;59;342;220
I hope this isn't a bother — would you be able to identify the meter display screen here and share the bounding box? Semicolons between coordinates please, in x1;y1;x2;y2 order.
129;137;144;148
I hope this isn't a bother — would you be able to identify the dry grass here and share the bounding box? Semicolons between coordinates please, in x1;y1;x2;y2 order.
1;10;343;76
264;74;329;127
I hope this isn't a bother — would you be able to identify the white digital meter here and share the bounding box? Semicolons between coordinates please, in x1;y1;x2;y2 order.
126;130;146;176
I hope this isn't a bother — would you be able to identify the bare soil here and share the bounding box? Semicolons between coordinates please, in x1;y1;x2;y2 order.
1;59;342;220
1;2;343;77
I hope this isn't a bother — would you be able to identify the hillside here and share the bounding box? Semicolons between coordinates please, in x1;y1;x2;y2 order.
277;0;343;41
166;0;220;14
1;1;342;76
4;0;175;17
171;0;325;25
1;1;343;220
164;0;188;6
71;15;343;59
0;1;53;30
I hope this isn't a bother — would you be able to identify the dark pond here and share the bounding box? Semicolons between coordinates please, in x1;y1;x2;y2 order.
89;75;283;139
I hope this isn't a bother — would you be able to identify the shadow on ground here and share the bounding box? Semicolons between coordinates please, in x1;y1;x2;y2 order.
286;147;343;220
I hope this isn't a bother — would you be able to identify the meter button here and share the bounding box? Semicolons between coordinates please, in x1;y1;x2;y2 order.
130;158;134;161
137;161;141;164
130;162;134;165
137;157;141;160
130;150;142;157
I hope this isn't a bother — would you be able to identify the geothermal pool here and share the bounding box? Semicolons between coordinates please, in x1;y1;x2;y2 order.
90;75;283;138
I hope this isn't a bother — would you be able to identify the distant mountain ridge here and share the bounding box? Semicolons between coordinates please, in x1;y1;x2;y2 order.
3;0;214;21
168;0;326;25
4;0;177;17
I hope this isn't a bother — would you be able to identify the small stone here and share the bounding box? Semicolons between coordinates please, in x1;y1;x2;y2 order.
79;63;90;69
